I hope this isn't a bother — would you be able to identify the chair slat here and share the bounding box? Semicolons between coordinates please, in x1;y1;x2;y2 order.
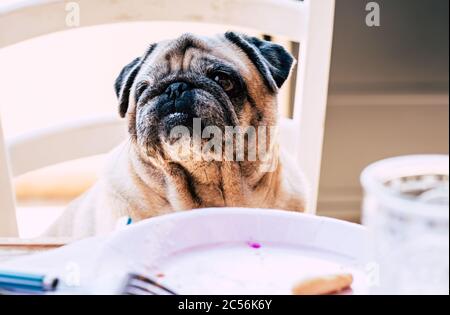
0;0;308;48
7;116;127;177
292;0;335;211
0;117;18;236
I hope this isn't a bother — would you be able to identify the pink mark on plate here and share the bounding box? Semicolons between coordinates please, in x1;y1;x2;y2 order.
248;242;262;249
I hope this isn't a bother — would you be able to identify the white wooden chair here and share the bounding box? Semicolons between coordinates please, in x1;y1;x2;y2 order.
0;0;335;237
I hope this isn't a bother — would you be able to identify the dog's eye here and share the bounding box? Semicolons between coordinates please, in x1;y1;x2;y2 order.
213;73;234;92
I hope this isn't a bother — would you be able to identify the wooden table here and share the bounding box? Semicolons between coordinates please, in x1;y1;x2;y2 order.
0;238;69;263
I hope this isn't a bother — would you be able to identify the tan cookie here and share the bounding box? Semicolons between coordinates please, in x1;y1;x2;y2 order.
292;273;354;295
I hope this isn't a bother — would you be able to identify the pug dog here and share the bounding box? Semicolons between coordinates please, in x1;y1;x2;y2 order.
45;32;309;238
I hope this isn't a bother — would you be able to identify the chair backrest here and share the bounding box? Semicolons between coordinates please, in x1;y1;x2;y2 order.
0;116;18;235
0;0;335;236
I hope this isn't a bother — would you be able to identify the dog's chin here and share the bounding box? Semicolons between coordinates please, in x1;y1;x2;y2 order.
161;112;195;131
160;112;223;145
158;108;227;141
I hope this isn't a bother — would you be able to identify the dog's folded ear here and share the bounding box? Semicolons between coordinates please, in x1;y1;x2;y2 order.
224;32;295;92
114;57;141;118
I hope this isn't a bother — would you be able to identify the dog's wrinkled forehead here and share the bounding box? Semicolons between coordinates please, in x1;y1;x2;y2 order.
138;33;250;82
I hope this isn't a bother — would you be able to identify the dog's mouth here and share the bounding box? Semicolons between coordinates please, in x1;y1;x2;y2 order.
162;112;194;130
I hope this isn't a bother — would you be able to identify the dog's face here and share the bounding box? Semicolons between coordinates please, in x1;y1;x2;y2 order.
115;32;294;161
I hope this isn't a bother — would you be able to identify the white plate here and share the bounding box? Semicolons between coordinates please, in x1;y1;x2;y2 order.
93;208;371;295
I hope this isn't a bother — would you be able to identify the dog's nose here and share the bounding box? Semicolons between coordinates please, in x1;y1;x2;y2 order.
165;82;191;101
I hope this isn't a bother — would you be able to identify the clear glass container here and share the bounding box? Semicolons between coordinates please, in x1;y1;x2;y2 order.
361;155;449;295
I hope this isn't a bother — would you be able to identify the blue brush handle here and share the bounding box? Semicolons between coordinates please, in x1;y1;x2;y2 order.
0;270;58;292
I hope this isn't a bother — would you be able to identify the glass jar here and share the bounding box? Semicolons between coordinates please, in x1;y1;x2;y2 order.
361;155;449;295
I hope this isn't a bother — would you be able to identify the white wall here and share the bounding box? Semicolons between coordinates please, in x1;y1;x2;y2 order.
317;0;449;221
